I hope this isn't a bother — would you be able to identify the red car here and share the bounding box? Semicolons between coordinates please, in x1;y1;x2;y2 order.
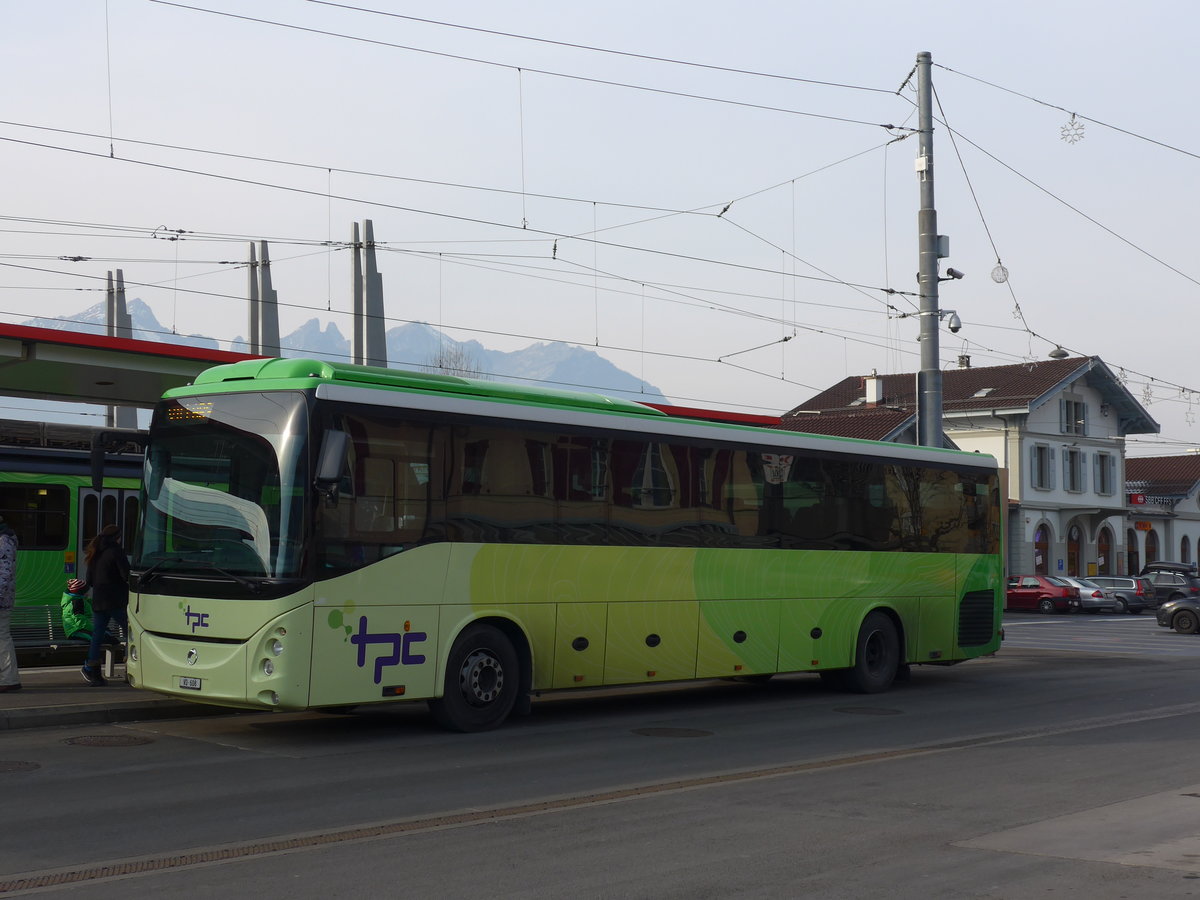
1005;574;1080;614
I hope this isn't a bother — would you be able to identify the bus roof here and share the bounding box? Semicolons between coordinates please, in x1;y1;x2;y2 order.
169;358;996;470
177;357;669;419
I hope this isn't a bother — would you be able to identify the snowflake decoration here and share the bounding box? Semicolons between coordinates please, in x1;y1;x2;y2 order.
1188;408;1196;427
1118;368;1128;384
1061;114;1085;144
1143;382;1154;406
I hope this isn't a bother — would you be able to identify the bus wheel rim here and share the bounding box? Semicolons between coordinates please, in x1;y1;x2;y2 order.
460;649;504;705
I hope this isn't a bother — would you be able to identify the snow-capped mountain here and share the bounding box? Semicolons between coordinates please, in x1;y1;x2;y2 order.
26;300;668;404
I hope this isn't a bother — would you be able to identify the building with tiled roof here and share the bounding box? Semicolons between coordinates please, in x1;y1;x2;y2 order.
766;408;916;443
1124;455;1200;570
779;356;1160;577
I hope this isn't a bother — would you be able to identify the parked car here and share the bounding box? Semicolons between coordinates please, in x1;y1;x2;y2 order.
1139;561;1200;608
1156;595;1200;634
1005;574;1080;614
1088;575;1153;614
1055;576;1120;613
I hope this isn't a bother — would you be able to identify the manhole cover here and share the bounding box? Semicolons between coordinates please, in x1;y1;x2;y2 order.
832;707;903;716
63;735;154;747
631;727;713;738
0;761;40;773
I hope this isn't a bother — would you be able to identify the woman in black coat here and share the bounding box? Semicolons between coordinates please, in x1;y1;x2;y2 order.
70;524;130;686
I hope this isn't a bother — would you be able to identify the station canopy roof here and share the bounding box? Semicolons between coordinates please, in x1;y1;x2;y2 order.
0;323;258;409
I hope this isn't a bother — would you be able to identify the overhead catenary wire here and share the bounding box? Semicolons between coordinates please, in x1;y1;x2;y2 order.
934;63;1200;163
0;132;917;301
0;244;904;365
0;251;918;387
929;83;1032;334
148;1;910;133
939;122;1200;291
0;119;727;218
890;71;1200;421
305;0;899;96
6;131;1197;428
9;14;1200;436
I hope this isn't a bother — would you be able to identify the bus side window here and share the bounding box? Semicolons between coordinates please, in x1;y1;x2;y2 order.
724;451;761;536
354;457;395;533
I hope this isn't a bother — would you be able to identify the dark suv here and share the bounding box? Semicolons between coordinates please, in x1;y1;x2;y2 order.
1139;562;1200;609
1088;575;1153;614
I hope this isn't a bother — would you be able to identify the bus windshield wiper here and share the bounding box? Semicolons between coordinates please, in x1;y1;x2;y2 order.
189;561;263;594
135;556;184;587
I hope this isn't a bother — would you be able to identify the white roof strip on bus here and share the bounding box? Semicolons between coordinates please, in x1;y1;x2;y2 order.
314;383;997;470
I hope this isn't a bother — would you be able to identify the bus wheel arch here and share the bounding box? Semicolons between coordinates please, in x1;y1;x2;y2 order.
821;608;904;694
428;618;530;732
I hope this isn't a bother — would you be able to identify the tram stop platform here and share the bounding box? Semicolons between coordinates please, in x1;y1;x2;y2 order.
0;665;216;731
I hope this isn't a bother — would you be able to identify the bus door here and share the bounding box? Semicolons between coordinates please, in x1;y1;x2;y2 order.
75;487;140;577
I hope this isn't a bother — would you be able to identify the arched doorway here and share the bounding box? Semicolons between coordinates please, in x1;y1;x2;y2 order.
1097;527;1113;575
1146;529;1160;564
1034;524;1050;575
1184;536;1192;565
1127;528;1140;575
1067;524;1082;576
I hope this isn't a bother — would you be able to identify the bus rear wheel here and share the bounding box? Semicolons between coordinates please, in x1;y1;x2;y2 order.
428;623;519;732
828;611;900;694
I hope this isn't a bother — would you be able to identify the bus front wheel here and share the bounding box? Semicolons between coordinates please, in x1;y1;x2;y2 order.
824;612;900;694
429;623;520;732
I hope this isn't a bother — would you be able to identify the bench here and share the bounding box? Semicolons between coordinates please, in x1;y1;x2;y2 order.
11;604;125;676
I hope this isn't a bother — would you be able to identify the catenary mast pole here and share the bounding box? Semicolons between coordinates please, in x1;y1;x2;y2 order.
915;50;942;447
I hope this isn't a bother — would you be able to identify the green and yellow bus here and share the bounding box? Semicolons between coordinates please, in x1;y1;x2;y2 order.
125;358;1003;731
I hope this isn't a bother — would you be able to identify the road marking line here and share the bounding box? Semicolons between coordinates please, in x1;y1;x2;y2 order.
8;701;1200;893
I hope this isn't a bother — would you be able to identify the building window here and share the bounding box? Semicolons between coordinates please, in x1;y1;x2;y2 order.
1094;452;1115;496
1067;524;1082;576
1146;529;1160;563
1030;443;1054;490
1098;527;1112;575
1183;536;1192;565
1034;524;1049;574
1064;448;1085;493
1061;398;1087;436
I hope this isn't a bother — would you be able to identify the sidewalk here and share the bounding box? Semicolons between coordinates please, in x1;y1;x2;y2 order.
0;665;220;731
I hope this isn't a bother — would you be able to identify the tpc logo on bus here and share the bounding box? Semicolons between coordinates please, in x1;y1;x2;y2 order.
184;605;210;632
350;616;427;684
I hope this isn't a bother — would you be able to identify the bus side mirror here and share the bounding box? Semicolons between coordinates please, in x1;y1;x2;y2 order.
314;430;349;506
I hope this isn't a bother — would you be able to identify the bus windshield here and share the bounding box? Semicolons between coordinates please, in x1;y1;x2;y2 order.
134;391;309;592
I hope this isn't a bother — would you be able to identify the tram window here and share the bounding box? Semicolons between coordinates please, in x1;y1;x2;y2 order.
0;484;69;550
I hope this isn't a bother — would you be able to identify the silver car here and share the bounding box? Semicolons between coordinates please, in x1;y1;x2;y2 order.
1056;576;1119;613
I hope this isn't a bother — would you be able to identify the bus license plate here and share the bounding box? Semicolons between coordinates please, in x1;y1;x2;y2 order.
179;676;202;690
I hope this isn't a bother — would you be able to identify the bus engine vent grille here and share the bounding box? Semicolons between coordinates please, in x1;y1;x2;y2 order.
957;590;996;647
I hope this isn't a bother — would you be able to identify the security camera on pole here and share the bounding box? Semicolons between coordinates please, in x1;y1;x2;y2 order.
914;51;964;448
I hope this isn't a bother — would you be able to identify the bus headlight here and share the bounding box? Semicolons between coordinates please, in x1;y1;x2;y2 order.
129;644;138;662
262;658;275;677
270;639;283;656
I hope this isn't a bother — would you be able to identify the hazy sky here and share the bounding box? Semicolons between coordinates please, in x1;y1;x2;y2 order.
2;1;1198;455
